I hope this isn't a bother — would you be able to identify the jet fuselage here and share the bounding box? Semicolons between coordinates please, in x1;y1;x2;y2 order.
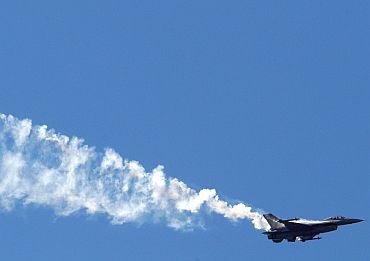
262;214;363;243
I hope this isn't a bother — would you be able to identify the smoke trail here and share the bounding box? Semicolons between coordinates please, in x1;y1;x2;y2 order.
0;114;269;230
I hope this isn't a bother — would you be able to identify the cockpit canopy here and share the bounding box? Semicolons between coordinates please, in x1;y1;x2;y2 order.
325;216;346;220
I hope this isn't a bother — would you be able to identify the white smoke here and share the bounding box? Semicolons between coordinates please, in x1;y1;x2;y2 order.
0;114;269;230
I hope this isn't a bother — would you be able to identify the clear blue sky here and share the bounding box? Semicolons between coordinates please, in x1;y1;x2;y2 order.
0;1;369;260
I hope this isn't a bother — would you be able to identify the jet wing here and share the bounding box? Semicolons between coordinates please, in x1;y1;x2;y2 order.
279;220;312;230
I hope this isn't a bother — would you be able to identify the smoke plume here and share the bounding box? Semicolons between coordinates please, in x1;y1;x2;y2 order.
0;114;269;230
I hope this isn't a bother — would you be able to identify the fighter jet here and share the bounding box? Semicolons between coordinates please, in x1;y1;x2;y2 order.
263;213;363;243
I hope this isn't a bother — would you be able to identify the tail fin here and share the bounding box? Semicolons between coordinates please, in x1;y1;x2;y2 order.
263;213;285;230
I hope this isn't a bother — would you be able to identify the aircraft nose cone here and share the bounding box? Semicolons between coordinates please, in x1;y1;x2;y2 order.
348;218;364;224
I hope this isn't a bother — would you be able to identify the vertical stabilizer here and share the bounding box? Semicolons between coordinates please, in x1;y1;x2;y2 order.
263;213;285;230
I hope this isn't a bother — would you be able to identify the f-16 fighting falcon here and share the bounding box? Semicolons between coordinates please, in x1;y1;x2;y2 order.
263;213;363;243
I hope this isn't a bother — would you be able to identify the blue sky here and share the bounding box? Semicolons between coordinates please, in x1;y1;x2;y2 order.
0;1;369;260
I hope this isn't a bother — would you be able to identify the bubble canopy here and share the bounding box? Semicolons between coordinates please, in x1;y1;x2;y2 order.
325;216;346;220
